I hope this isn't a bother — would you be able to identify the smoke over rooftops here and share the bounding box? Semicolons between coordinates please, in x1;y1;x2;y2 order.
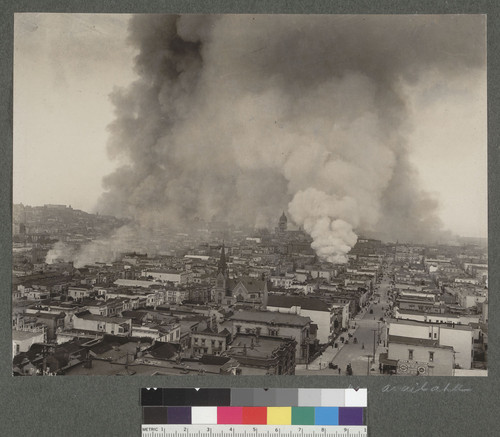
95;14;485;263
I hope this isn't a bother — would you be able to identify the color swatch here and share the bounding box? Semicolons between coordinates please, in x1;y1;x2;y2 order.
143;406;364;426
141;388;366;427
141;388;366;407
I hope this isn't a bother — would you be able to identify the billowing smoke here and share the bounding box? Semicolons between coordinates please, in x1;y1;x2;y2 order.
91;14;484;263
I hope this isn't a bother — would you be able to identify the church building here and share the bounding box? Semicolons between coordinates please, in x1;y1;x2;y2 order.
212;244;268;309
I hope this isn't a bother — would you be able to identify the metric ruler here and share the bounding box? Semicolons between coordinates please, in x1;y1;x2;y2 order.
141;425;368;437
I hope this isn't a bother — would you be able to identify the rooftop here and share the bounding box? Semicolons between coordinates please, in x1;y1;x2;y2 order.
227;334;294;358
388;318;472;331
229;310;311;326
75;311;131;324
13;330;45;341
388;335;453;350
267;294;330;312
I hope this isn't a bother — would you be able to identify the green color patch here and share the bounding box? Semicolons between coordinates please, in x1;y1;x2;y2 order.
291;407;315;425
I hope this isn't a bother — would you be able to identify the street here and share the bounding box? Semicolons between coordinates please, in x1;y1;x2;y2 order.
296;266;392;376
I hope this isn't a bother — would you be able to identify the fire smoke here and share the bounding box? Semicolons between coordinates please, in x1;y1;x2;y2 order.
88;14;485;264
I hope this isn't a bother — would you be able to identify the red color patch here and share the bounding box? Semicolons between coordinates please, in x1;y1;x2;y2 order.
242;407;268;424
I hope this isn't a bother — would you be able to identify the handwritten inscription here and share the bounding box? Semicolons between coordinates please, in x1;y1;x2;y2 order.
382;382;472;393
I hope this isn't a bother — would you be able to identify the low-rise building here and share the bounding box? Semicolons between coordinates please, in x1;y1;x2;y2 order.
13;329;46;356
386;318;473;370
191;328;231;356
266;294;339;343
228;310;313;363
225;334;296;375
72;311;132;336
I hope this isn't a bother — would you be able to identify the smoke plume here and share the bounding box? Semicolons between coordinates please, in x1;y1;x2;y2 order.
91;14;484;263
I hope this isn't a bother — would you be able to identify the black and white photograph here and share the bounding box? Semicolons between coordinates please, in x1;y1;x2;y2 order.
12;13;487;377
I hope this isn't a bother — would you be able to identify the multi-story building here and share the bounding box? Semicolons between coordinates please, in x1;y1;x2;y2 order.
191;328;231;356
225;334;296;375
386;318;473;372
228;310;313;363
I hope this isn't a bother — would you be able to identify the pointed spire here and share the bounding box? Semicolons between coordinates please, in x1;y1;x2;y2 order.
217;242;227;276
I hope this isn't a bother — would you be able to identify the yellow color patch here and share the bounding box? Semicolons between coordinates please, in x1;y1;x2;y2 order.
267;407;292;425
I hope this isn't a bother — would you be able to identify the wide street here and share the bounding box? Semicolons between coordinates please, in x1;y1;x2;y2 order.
296;266;392;376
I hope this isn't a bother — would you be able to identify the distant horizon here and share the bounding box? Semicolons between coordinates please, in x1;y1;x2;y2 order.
14;14;488;262
13;201;488;242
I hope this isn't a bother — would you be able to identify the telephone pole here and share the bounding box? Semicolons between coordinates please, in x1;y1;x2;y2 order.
372;329;377;363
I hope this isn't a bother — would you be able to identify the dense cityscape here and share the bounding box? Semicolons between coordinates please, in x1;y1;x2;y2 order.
12;203;488;376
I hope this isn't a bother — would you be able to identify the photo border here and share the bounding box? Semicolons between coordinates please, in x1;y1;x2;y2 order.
1;1;498;436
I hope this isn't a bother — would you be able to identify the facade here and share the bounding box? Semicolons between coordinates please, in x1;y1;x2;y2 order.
132;323;181;343
266;294;336;343
225;334;296;375
13;330;46;356
68;286;94;301
142;270;191;284
72;311;132;336
387;318;473;370
191;328;231;356
228;310;313;363
387;335;454;376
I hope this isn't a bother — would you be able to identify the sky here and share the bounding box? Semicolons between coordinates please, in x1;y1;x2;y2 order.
13;13;487;239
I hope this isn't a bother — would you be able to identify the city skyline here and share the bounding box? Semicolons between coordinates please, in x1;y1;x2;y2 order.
13;14;487;242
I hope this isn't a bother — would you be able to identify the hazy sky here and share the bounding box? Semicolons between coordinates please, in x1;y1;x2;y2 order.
13;14;487;238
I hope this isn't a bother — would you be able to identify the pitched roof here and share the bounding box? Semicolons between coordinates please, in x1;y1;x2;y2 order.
233;277;266;292
147;342;180;359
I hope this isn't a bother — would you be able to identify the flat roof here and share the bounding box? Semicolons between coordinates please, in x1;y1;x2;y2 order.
229;310;311;326
13;330;44;341
388;318;472;331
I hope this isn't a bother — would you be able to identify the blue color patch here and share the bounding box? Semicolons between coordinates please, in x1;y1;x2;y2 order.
314;407;339;425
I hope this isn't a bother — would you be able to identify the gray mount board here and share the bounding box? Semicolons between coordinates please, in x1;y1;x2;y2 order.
0;1;498;437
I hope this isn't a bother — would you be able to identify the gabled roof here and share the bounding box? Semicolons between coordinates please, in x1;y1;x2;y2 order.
147;341;180;359
232;277;266;292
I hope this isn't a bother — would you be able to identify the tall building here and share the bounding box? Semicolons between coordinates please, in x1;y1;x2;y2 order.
278;211;287;233
213;244;230;304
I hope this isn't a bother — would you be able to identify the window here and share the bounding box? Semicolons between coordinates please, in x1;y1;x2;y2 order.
434;333;437;339
408;349;414;360
429;333;432;338
236;326;241;333
429;352;434;362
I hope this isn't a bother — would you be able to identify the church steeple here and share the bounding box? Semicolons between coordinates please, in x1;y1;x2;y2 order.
217;242;228;277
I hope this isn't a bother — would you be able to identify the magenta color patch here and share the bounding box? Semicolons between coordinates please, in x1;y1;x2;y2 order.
217;407;243;424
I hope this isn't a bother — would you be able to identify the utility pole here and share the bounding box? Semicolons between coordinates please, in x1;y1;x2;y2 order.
372;329;377;363
365;354;372;376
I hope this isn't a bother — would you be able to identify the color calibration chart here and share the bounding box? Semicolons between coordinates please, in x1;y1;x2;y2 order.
141;388;367;437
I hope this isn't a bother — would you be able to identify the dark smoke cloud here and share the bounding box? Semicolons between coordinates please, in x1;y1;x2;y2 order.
92;14;485;263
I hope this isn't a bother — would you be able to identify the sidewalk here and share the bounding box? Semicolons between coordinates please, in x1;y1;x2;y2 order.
297;307;369;371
